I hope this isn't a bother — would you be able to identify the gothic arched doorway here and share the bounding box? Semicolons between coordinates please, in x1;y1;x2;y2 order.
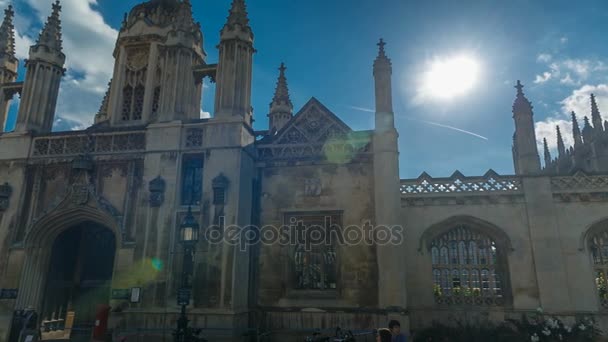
41;222;116;333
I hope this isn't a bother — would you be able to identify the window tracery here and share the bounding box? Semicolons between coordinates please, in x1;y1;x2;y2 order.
430;224;506;305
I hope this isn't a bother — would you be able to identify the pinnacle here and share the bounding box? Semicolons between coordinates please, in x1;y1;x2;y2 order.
543;138;551;164
223;0;251;35
572;111;583;146
36;0;63;52
0;4;15;59
270;62;293;113
591;93;603;131
556;125;566;157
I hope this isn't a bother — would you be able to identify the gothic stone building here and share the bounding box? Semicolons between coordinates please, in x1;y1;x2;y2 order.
1;0;608;341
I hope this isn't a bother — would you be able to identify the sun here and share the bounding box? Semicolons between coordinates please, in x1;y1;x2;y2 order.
422;54;481;100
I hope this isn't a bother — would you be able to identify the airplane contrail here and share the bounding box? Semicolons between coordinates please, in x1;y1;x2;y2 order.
346;105;489;141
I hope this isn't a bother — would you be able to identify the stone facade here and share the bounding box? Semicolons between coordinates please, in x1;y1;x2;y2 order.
0;0;607;341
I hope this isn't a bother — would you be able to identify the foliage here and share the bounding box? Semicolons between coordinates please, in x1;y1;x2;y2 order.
413;309;602;342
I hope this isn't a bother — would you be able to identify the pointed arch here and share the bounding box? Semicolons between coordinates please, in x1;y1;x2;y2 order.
419;215;513;253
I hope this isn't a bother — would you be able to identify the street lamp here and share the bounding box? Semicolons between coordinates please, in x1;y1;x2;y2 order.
174;206;204;342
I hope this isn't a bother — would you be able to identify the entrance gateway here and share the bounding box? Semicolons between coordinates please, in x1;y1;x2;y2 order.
42;223;116;338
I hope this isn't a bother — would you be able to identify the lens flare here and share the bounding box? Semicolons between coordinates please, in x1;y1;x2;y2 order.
422;54;481;100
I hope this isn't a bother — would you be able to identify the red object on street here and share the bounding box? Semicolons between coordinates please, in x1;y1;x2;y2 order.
92;304;111;340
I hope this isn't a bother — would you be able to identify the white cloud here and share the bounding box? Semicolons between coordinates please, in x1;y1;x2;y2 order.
535;118;573;153
534;72;552;84
200;110;211;119
535;84;608;155
534;56;608;86
12;0;118;129
560;36;568;44
537;54;552;63
560;84;608;118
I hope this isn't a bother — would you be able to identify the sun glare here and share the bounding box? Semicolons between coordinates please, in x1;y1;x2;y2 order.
422;54;481;100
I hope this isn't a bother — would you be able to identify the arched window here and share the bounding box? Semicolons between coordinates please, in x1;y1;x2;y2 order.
589;229;608;308
287;212;340;291
430;224;508;306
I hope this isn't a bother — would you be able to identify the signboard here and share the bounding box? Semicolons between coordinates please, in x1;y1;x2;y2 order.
130;288;141;303
111;289;130;300
177;288;191;306
0;288;18;299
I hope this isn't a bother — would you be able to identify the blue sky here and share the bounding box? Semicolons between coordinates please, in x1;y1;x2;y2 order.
4;0;608;178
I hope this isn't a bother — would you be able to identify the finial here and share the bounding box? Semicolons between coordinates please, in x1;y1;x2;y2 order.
377;38;386;56
515;80;524;95
279;62;286;74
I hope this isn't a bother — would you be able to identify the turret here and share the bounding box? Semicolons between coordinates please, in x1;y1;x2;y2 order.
0;5;18;131
371;39;406;309
103;0;205;126
214;0;254;125
511;81;541;174
268;63;293;133
15;0;65;133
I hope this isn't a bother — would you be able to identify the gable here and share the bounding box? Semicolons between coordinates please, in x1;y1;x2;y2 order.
273;98;352;145
256;98;372;163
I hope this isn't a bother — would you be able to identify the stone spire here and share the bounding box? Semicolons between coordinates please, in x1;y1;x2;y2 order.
0;5;16;60
583;116;593;143
556;126;566;157
511;80;541;174
222;0;252;39
591;94;603;132
543;138;552;167
37;0;63;52
572;111;583;147
268;63;293;132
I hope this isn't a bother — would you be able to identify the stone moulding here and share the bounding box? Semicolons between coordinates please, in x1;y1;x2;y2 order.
551;171;608;203
32;131;146;157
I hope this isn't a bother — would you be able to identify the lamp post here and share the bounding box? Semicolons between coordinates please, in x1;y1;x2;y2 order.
174;206;203;342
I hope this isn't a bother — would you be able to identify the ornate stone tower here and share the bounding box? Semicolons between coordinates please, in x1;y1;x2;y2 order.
372;39;407;310
0;5;18;131
268;63;293;133
99;0;206;126
214;0;254;125
15;1;65;134
511;81;541;175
